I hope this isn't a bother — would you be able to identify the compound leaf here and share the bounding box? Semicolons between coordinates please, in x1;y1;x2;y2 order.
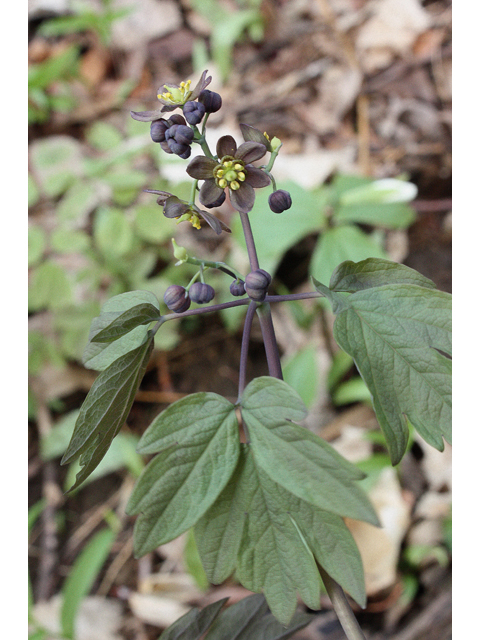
61;334;153;491
127;394;239;557
326;282;452;463
241;377;379;525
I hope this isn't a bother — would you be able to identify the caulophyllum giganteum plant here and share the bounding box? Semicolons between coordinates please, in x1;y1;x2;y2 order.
61;71;452;640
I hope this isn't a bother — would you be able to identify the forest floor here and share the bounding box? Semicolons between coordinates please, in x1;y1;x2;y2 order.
28;1;452;638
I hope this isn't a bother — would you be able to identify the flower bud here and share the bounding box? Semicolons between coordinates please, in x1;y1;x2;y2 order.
164;285;191;312
198;89;222;113
150;119;169;143
230;279;246;297
183;100;206;125
268;189;292;213
189;282;215;304
245;269;272;301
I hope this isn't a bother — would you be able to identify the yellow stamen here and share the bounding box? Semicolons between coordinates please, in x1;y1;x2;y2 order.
230;181;240;191
218;178;227;189
237;172;246;181
234;163;243;171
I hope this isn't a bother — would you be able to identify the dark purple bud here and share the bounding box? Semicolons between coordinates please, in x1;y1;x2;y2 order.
167;139;190;156
198;89;222;113
183;100;206;125
164;285;191;312
245;269;272;302
189;282;215;304
168;114;187;126
268;189;292;213
203;191;226;209
230;279;246;297
177;146;192;159
150;119;169;143
166;124;194;145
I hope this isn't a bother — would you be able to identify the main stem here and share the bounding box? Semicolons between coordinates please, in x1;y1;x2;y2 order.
318;567;367;640
238;207;364;640
238;208;283;378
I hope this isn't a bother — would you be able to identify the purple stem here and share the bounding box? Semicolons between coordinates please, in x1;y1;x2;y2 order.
237;301;257;401
238;209;260;271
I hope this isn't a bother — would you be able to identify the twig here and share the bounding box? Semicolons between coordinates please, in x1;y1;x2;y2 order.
319;566;367;640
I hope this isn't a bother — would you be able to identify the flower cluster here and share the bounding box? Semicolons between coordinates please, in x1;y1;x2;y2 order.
132;69;292;231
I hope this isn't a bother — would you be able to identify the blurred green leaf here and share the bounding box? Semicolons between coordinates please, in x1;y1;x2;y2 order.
28;45;80;89
29;260;73;311
134;203;172;244
56;181;100;223
282;346;319;409
28;226;46;267
51;228;91;254
332;377;371;407
60;528;116;639
327;349;354;392
28;174;40;208
309;225;387;287
93;206;134;258
86;121;124;151
335;202;416;229
185;529;209;591
30;136;83;198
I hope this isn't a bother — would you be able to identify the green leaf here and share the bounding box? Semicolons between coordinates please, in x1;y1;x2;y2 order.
61;334;153;491
28;260;72;311
309;225;387;286
86;121;123;151
82;291;160;370
127;393;239;556
50;228;91;254
337;177;417;206
93;206;134;258
28;226;46;266
331;284;452;463
91;303;161;342
29;135;82;198
184;529;209;591
28;173;40;208
282;346;319;409
60;528;115;639
335;202;416;229
330;258;437;292
332;377;371;407
56;181;99;223
241;377;379;525
194;448;251;585
158;598;228;640
64;433;145;491
204;593;314;640
196;445;366;621
235;447;321;625
134;203;173;244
